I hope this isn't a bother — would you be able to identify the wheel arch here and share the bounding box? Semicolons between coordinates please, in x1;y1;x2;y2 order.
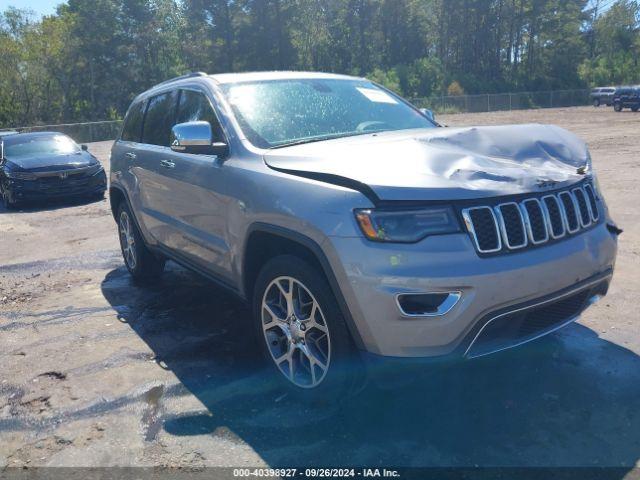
109;185;127;221
242;223;365;350
109;184;150;246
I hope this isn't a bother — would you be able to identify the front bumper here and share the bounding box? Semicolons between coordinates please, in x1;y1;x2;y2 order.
6;170;107;201
325;220;618;358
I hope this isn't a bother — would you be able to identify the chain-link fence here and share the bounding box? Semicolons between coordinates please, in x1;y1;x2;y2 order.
3;89;591;143
410;89;591;114
9;120;123;144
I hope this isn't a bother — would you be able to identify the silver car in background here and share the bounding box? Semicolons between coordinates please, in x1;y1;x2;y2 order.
591;86;617;107
109;71;619;395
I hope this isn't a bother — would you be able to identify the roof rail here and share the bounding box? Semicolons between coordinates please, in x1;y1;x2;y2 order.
153;72;209;88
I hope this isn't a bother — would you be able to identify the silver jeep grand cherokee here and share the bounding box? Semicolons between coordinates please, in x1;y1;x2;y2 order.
110;71;619;394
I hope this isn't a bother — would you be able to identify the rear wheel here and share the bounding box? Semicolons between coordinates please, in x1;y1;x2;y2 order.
253;255;358;398
593;99;600;107
117;202;165;281
632;107;639;112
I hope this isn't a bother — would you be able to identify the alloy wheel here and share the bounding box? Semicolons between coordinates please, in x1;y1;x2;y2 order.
261;276;331;388
119;211;137;270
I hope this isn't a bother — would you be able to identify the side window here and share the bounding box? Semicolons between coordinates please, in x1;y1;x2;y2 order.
176;89;224;140
142;90;179;147
121;101;145;142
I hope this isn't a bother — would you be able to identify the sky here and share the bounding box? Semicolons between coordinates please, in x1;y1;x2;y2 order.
0;0;60;16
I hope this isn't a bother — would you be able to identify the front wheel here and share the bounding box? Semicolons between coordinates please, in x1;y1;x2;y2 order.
593;99;600;107
1;186;17;210
253;255;358;397
117;202;165;281
632;107;639;112
614;103;623;112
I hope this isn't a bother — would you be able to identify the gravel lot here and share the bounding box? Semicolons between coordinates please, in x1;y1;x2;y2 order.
1;106;639;470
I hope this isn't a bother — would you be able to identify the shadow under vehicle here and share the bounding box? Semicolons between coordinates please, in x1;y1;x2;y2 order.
100;264;640;473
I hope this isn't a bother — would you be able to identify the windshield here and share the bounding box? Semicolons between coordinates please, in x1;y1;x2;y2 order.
220;79;435;148
3;134;80;160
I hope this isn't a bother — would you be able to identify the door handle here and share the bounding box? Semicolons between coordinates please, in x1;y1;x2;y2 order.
125;152;137;160
160;160;175;169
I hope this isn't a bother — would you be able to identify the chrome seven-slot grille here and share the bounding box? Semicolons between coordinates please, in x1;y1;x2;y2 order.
462;182;600;254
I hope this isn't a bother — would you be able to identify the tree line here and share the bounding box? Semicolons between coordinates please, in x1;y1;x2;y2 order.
0;0;638;127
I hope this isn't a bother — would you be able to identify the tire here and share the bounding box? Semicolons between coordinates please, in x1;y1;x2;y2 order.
614;103;623;112
252;255;358;398
593;99;600;107
117;202;165;281
632;107;639;112
92;190;106;201
1;186;17;210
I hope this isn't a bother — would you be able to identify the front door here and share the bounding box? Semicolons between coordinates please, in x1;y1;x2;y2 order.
151;88;233;279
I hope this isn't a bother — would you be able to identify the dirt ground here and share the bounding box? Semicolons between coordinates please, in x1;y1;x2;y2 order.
0;106;639;470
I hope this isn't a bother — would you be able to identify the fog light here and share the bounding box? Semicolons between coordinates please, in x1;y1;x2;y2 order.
396;292;461;317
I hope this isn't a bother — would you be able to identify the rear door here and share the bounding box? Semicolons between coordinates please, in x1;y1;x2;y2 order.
112;99;149;224
134;89;182;245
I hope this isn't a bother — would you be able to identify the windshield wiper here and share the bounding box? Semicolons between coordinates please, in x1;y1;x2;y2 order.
268;131;375;149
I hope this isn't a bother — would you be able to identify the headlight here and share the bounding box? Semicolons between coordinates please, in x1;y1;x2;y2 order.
6;170;37;181
89;164;105;176
355;206;461;243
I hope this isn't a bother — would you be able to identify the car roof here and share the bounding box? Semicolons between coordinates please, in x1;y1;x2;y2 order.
209;71;362;85
136;71;365;103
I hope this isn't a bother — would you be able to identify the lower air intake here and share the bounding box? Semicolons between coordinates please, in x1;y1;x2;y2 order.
465;286;603;359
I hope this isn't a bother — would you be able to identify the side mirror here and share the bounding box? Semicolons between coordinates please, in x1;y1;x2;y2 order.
420;108;435;122
81;144;88;151
170;121;228;157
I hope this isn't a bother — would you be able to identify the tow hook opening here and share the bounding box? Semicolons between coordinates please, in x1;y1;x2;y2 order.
606;223;623;236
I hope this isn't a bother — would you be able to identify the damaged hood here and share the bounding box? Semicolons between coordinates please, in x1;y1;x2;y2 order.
263;124;591;203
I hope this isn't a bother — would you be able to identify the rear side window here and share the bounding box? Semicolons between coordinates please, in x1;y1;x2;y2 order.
176;90;224;141
121;101;145;142
142;90;179;147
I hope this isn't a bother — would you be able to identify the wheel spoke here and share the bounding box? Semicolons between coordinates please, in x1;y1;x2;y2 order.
278;352;294;380
263;302;285;327
275;349;290;366
309;334;329;365
306;303;328;333
275;279;293;316
300;343;327;370
119;212;137;269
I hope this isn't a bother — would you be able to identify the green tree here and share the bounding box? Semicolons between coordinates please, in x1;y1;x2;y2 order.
0;0;638;127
